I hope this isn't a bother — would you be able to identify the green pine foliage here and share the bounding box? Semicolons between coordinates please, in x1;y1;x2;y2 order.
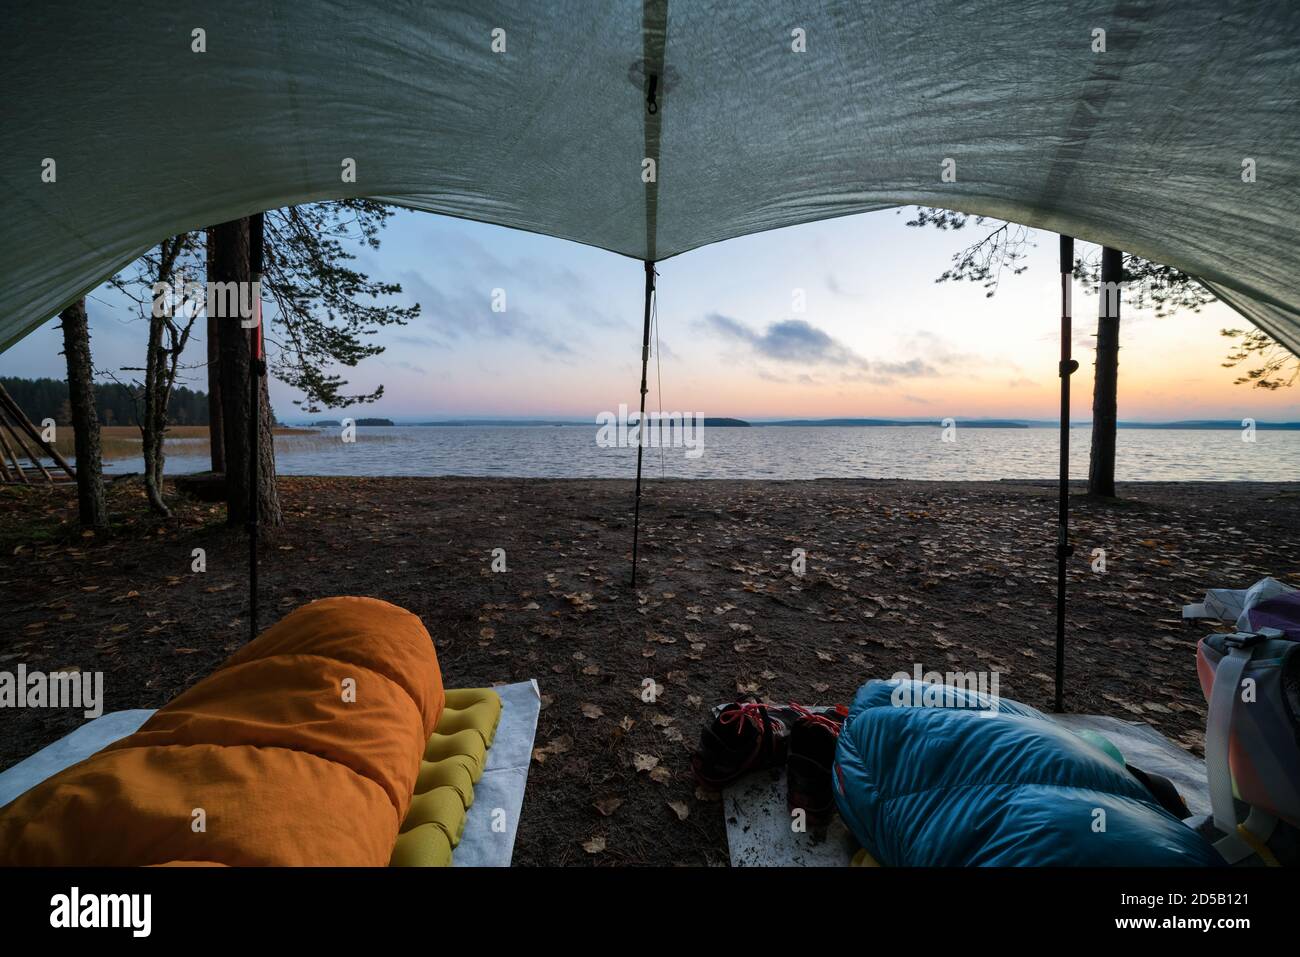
1;376;208;426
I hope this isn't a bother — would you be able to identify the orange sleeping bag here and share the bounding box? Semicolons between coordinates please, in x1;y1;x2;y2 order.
0;596;444;866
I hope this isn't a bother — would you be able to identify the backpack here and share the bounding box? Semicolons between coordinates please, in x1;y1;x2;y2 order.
1194;585;1300;864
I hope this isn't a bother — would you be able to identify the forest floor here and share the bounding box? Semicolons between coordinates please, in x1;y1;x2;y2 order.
2;475;1298;865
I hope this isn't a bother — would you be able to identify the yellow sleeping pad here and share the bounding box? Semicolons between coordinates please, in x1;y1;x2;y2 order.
390;687;503;867
390;824;454;867
415;757;475;806
424;729;488;781
439;689;503;746
401;787;468;841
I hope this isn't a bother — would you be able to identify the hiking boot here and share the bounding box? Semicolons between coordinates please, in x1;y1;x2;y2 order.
794;703;848;727
691;701;795;788
786;704;846;827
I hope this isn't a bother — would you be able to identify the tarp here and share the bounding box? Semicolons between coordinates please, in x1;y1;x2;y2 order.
3;1;1298;352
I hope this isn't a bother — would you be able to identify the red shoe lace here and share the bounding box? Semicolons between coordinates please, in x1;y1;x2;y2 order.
717;701;772;736
789;702;843;734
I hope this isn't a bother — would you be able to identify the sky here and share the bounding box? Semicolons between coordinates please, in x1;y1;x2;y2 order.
2;207;1297;424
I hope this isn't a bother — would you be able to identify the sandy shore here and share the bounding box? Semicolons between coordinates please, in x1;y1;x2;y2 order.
51;424;316;462
2;476;1298;864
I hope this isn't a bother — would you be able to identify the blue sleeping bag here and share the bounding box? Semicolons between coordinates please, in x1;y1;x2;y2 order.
832;679;1222;866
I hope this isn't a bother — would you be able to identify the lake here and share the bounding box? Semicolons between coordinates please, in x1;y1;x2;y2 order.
105;424;1300;483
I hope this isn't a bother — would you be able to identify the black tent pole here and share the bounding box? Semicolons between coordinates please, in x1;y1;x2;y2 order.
631;260;655;588
248;212;264;642
1054;235;1078;712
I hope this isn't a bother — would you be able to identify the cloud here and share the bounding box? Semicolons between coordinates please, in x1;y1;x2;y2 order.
393;333;436;348
381;358;429;376
653;338;680;362
701;314;862;366
826;274;859;299
423;230;626;331
700;313;940;385
396;270;577;359
840;359;937;381
904;330;990;368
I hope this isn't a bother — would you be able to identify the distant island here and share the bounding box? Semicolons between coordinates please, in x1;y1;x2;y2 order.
295;416;1300;430
415;419;589;427
311;417;395;427
1114;419;1300;430
751;418;1300;429
754;417;1029;428
408;417;751;427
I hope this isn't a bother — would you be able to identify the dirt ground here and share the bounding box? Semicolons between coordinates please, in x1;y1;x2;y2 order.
2;476;1298;865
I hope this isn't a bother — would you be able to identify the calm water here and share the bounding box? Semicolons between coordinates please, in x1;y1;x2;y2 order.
104;425;1300;483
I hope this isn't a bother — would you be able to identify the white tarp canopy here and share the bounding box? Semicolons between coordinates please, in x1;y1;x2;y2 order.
2;1;1298;353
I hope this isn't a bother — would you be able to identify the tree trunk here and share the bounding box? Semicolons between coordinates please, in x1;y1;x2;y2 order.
211;218;282;527
1088;246;1122;498
254;361;282;527
206;230;225;473
142;310;170;515
58;299;107;528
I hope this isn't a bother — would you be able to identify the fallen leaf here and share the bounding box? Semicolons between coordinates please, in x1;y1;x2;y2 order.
535;734;573;763
633;753;660;772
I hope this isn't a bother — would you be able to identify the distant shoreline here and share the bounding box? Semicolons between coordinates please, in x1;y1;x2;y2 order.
294;418;1300;431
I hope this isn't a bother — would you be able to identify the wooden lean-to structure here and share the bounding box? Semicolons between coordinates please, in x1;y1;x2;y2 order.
0;382;76;485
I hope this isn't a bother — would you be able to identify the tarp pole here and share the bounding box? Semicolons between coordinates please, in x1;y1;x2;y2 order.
248;212;264;642
1055;236;1078;712
631;260;655;588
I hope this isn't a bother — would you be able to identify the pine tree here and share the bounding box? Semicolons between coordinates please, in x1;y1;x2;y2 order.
58;300;107;529
900;208;1292;497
